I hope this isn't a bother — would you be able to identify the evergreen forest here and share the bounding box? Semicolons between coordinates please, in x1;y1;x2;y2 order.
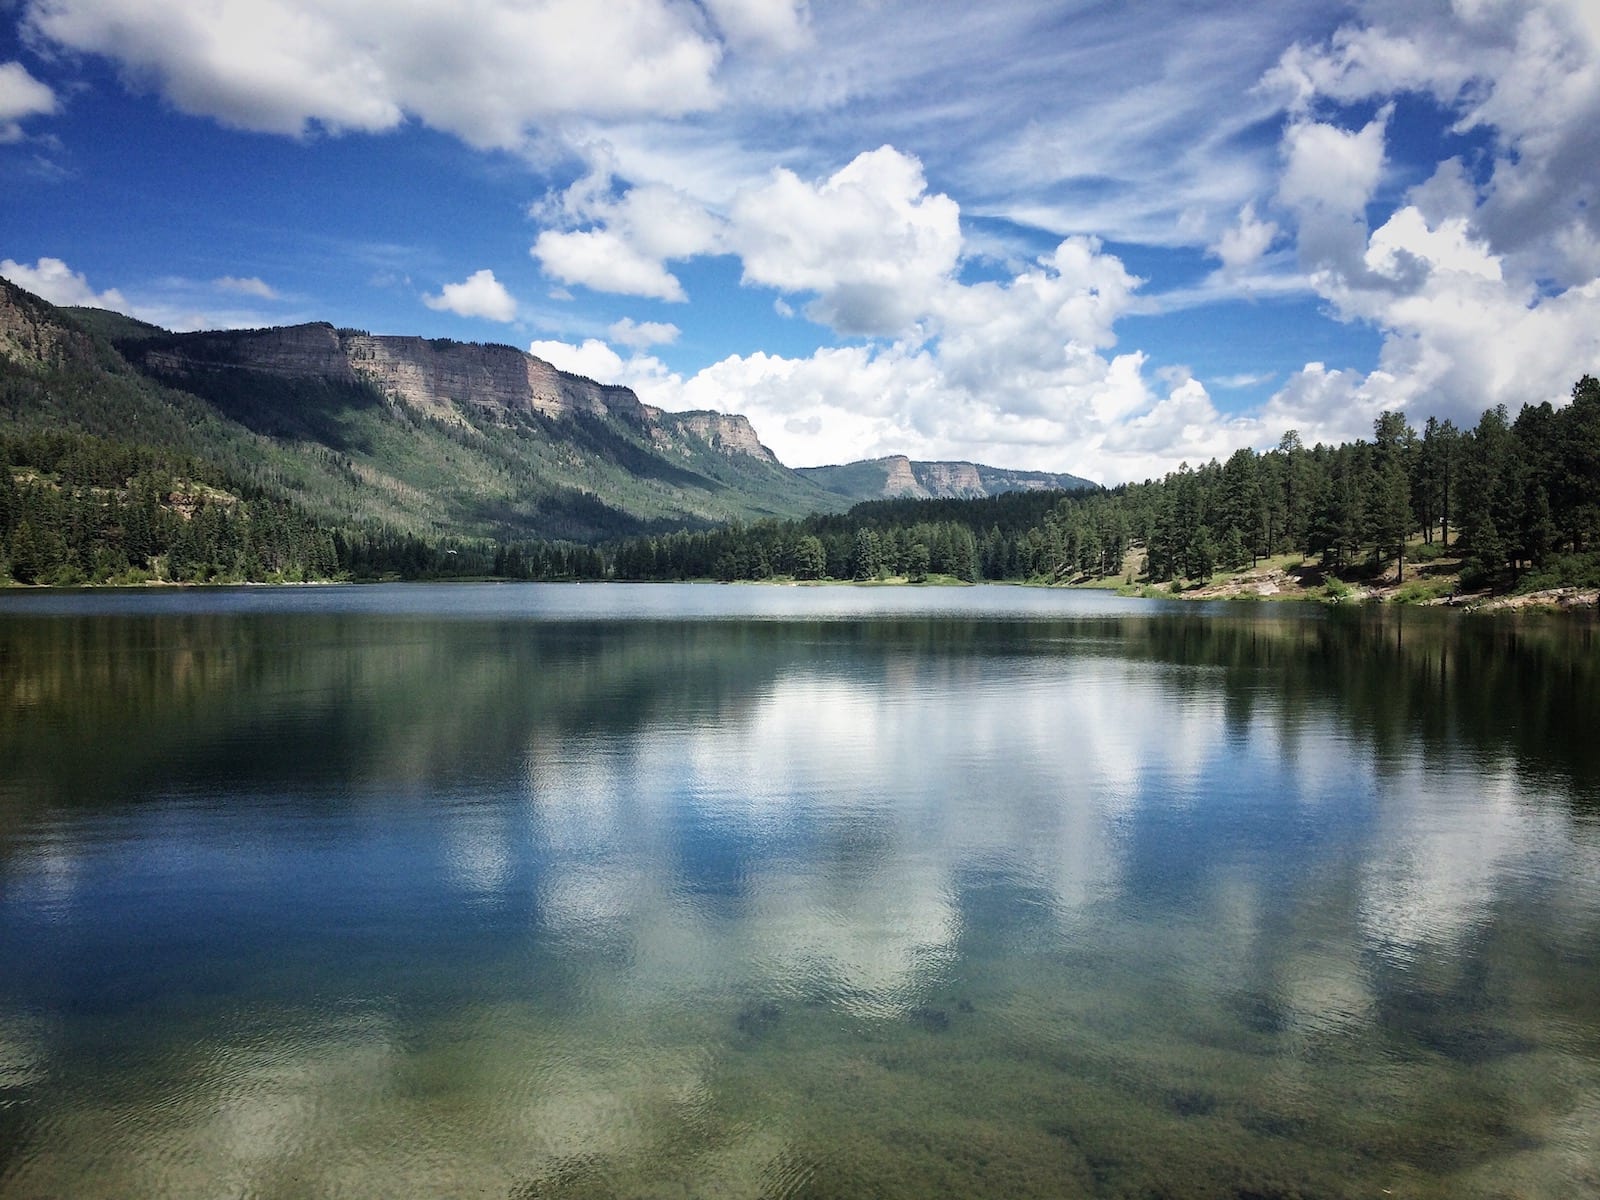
3;263;1597;595
5;373;1599;595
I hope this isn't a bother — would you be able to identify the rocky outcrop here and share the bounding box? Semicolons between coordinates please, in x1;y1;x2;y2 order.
667;411;779;463
799;455;1096;501
0;277;97;368
141;323;354;383
126;322;801;465
136;323;658;426
918;461;985;497
881;455;930;498
970;464;1095;494
0;282;849;537
344;333;648;422
130;322;824;456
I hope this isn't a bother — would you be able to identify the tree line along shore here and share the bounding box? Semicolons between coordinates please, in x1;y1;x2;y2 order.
4;378;1599;607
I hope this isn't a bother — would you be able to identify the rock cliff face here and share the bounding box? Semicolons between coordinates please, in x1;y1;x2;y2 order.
666;411;779;463
881;455;928;497
917;461;985;497
799;455;1095;501
0;281;844;537
133;323;776;459
345;333;646;422
142;323;353;385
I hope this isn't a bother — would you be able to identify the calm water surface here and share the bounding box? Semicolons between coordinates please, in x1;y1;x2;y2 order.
1;584;1598;1198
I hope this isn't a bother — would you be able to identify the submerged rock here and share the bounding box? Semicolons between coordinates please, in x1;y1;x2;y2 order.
736;999;784;1037
1163;1087;1217;1117
507;1153;612;1199
1415;1024;1536;1065
910;1005;950;1032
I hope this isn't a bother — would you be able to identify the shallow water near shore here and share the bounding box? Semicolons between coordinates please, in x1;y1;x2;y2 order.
2;583;1598;1198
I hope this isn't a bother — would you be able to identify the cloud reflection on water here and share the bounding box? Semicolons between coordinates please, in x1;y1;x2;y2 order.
2;596;1598;1197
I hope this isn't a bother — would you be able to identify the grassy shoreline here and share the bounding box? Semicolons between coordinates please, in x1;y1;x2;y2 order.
1063;545;1600;614
6;562;1597;614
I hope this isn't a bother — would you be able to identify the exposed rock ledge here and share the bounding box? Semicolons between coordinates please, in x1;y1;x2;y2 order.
136;323;777;460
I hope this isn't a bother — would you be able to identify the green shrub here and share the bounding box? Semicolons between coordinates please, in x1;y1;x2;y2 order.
1322;577;1353;603
1515;552;1600;592
1392;578;1453;604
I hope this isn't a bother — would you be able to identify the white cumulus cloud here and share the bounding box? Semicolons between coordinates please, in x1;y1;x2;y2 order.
727;146;962;337
549;231;1255;483
21;0;728;148
536;174;725;263
1;256;126;309
1261;0;1600;284
1211;203;1279;272
1254;1;1600;443
529;173;723;301
528;336;628;381
527;146;965;336
532;230;689;302
528;337;675;393
0;60;56;141
1277;110;1389;277
422;269;517;322
521;167;1260;482
642;339;1242;484
607;317;679;349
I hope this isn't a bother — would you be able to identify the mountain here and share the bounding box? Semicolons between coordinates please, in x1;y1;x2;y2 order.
0;280;844;542
798;454;1094;502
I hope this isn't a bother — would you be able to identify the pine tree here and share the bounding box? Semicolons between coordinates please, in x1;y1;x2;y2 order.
1369;412;1415;581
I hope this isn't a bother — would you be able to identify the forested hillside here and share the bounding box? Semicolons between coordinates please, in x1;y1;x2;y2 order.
0;279;831;584
1053;382;1600;594
594;379;1600;594
3;270;1598;594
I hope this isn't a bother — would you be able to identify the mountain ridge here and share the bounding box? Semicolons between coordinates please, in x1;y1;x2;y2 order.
1;280;839;541
124;320;781;466
799;454;1094;502
2;281;1097;548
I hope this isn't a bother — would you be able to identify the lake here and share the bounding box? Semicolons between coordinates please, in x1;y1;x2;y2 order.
1;583;1598;1198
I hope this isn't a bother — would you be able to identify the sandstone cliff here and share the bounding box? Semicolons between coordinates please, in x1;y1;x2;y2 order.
141;323;354;386
913;460;986;497
346;332;646;422
881;454;928;497
0;282;841;540
799;455;1094;501
669;411;778;463
132;322;777;460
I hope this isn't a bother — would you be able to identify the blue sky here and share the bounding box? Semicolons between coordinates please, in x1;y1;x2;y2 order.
3;1;1599;483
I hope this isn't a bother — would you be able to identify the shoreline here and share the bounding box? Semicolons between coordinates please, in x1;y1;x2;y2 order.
4;572;1597;613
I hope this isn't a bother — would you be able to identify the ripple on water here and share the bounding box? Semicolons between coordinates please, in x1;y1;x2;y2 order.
3;595;1600;1197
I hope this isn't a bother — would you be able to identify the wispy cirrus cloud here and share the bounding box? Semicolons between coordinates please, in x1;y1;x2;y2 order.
9;0;1600;480
214;275;280;300
1212;371;1278;390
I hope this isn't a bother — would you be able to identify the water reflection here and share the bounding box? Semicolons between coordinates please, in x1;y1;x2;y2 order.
1;587;1598;1198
